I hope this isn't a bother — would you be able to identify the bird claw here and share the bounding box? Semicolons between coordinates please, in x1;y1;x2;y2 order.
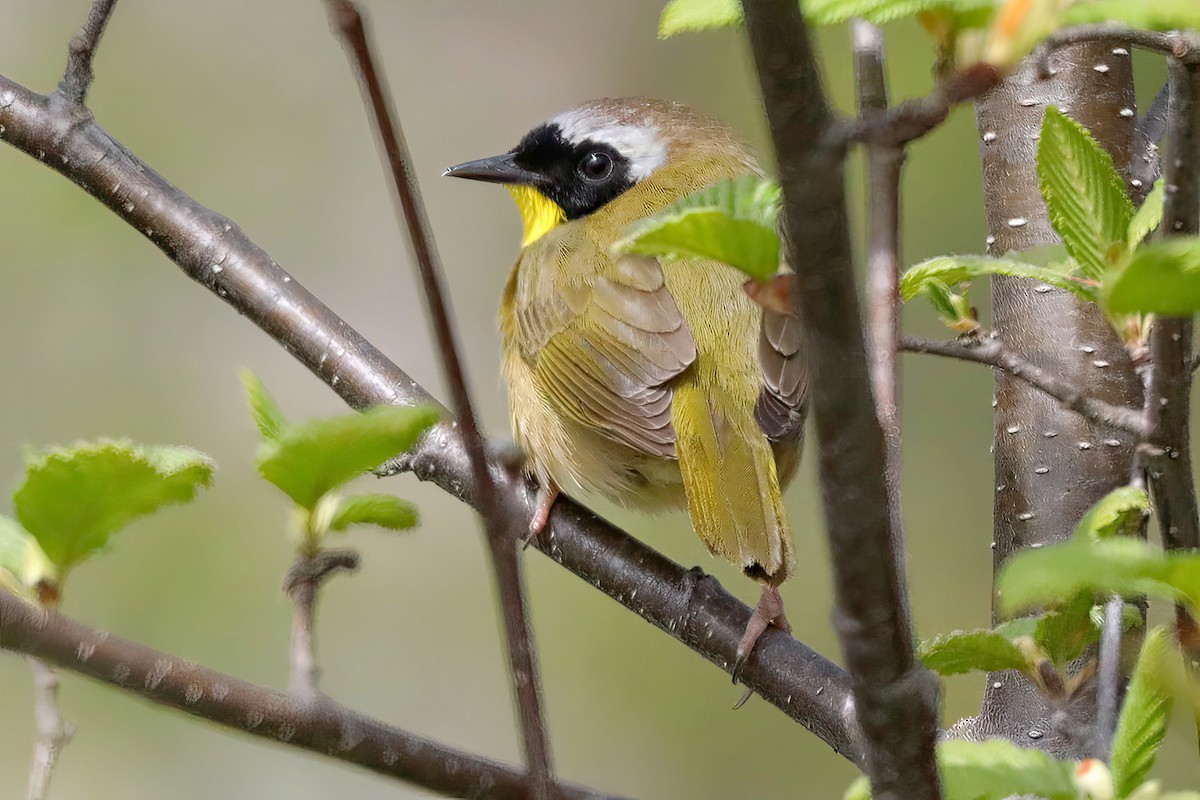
731;585;791;688
522;483;559;549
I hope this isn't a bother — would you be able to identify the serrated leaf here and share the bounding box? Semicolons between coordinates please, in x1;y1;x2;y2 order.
901;255;1096;302
806;0;998;24
1104;238;1200;315
658;0;741;37
918;618;1037;675
257;405;439;510
13;441;215;580
658;0;998;35
1035;591;1099;667
1038;106;1135;280
1064;0;1200;30
241;369;288;442
0;516;50;596
940;739;1078;800
1072;486;1150;541
329;493;419;533
1111;628;1174;798
846;739;1079;799
614;176;781;281
997;537;1182;617
1128;181;1165;251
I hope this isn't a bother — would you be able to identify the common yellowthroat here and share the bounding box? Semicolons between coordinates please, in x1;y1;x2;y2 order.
446;98;807;668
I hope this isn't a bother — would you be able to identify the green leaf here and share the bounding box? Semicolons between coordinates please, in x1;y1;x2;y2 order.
0;516;51;596
1064;0;1200;30
1128;181;1165;252
1111;628;1174;799
918;618;1037;676
1072;486;1150;541
658;0;741;36
257;404;439;510
614;176;781;281
658;0;999;35
241;369;288;442
329;493;419;533
1037;106;1135;280
901;255;1096;302
940;739;1078;800
843;776;871;800
805;0;998;25
998;537;1183;617
13;441;215;580
1104;238;1200;315
1034;591;1099;667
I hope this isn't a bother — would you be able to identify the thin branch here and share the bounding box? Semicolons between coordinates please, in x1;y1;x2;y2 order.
0;591;616;800
1034;24;1200;69
321;5;556;796
852;18;906;554
283;549;360;697
899;335;1150;438
26;656;73;800
0;71;864;764
840;62;1000;147
742;2;940;798
1094;596;1124;761
58;0;118;106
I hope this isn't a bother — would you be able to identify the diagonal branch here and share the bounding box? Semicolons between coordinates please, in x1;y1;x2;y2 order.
321;4;555;795
58;0;119;106
899;335;1150;438
0;590;615;800
1034;24;1200;68
0;71;864;763
741;1;940;798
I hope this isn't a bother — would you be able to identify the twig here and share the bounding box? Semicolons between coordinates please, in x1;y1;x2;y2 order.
742;2;941;798
26;656;73;800
58;0;118;106
899;336;1150;438
840;62;1000;147
1034;24;1200;69
852;18;907;566
1094;596;1124;761
1144;58;1200;695
321;5;556;796
0;70;864;764
0;591;616;800
283;549;360;696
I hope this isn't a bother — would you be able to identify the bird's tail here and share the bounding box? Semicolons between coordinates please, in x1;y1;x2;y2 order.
671;382;794;584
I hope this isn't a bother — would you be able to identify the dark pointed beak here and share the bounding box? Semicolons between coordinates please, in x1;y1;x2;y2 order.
443;152;540;185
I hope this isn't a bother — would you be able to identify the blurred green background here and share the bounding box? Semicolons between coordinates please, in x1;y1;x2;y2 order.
0;1;1193;798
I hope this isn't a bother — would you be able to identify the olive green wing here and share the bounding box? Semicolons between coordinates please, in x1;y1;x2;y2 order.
755;283;808;442
516;254;696;458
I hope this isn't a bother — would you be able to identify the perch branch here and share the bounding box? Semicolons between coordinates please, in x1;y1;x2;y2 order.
899;336;1150;438
321;4;555;795
742;1;940;798
0;591;614;800
283;549;360;696
26;656;73;800
58;0;118;106
0;69;864;763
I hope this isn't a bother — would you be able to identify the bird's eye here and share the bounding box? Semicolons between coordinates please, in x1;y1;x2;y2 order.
578;151;613;181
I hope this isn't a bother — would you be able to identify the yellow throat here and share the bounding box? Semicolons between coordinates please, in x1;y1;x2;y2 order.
507;185;566;247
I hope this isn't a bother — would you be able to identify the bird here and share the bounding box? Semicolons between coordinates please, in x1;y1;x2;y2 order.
444;98;808;674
